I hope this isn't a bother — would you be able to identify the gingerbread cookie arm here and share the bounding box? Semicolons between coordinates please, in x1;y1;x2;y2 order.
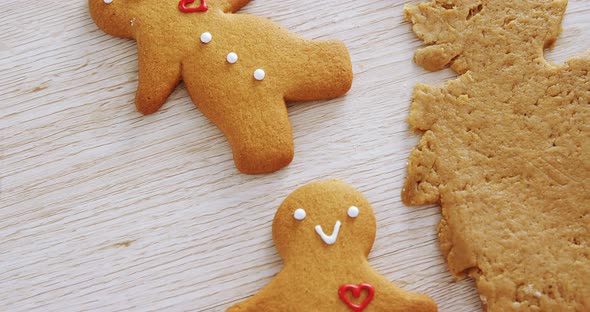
401;296;439;312
403;1;468;72
283;40;353;102
134;47;182;115
402;83;449;205
226;295;271;312
214;0;251;13
226;281;281;312
377;290;438;312
226;302;252;312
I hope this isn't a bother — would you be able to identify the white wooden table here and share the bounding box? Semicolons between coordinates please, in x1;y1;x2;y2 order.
1;1;589;311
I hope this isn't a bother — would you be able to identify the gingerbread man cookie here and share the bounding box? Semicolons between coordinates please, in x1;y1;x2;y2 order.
403;0;589;310
88;0;353;174
228;180;438;312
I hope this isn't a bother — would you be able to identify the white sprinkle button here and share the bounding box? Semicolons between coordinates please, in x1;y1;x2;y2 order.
347;206;360;218
226;52;238;64
254;69;266;81
294;208;306;221
104;0;113;3
200;32;212;44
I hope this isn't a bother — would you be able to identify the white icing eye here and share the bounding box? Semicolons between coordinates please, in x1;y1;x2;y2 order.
294;208;306;221
200;32;212;44
254;69;266;81
347;206;359;218
104;0;113;3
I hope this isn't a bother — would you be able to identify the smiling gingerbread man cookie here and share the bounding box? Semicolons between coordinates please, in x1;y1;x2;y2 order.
88;0;353;174
228;180;438;312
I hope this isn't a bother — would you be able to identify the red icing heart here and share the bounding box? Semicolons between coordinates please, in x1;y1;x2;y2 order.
178;0;208;13
338;283;375;312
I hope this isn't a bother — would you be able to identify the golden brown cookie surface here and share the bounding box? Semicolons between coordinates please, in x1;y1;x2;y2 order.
404;0;589;311
88;0;353;174
228;180;438;312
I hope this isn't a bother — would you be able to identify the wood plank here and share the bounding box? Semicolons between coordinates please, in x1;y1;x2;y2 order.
1;0;588;311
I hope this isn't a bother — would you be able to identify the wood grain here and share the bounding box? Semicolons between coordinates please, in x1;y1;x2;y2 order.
1;0;588;311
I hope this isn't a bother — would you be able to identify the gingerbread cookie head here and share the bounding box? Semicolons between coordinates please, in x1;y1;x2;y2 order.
272;180;377;263
405;0;567;73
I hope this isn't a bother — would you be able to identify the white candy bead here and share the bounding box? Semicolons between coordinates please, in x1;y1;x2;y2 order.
200;32;212;44
347;206;360;218
226;52;238;64
254;69;266;81
294;208;306;221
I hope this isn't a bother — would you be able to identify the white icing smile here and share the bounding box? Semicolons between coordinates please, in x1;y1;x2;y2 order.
315;220;341;245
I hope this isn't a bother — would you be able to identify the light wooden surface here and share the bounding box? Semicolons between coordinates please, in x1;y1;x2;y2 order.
1;0;588;311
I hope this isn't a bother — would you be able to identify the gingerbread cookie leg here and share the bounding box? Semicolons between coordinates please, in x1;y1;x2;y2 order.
196;93;294;174
227;97;293;174
284;40;353;102
134;49;182;115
